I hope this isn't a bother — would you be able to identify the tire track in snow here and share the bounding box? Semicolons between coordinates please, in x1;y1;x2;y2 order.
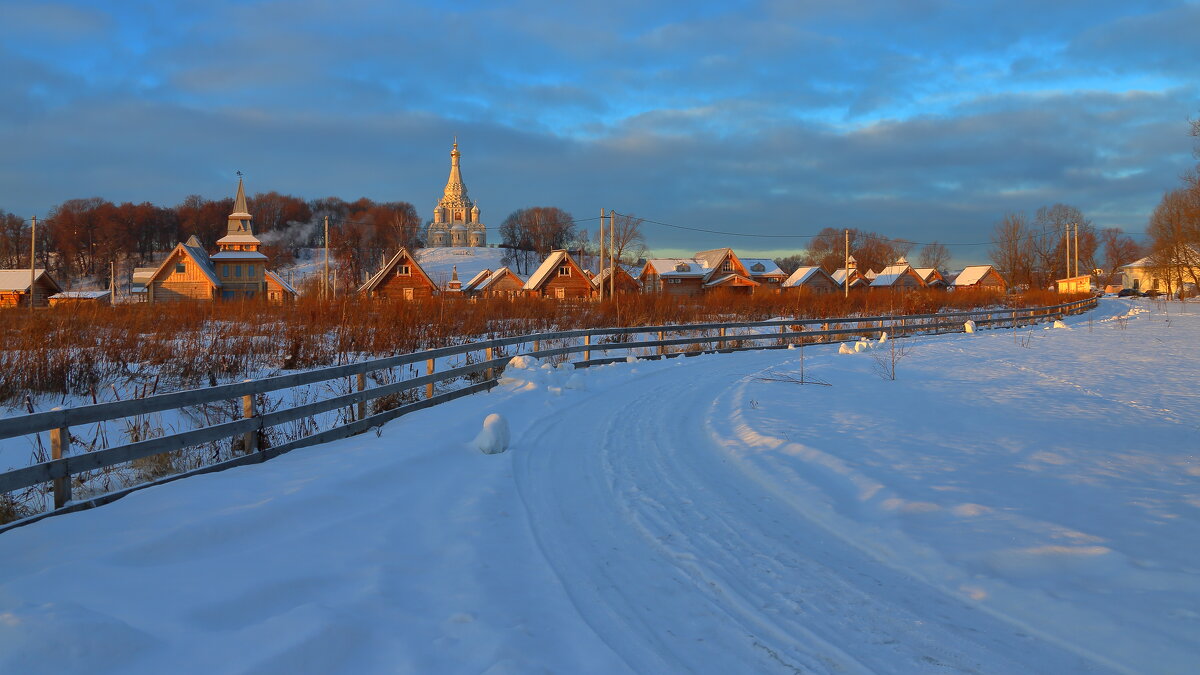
512;353;1115;674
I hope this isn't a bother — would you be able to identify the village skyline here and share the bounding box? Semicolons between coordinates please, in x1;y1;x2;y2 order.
2;1;1198;265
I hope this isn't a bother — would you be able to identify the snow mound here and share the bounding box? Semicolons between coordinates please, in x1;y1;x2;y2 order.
1052;320;1070;330
838;343;855;355
964;320;976;334
473;413;510;454
507;355;539;370
878;331;888;345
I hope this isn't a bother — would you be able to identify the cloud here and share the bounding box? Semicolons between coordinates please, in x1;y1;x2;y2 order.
0;0;1195;268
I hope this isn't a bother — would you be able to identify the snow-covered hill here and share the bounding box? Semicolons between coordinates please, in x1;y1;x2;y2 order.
415;246;510;286
1;298;1197;673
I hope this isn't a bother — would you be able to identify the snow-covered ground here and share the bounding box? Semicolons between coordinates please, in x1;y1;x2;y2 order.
1;298;1197;674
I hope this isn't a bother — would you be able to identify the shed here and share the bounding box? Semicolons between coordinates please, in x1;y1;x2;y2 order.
0;269;63;308
49;290;112;307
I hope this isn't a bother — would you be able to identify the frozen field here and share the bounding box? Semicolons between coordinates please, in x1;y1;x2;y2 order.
0;298;1196;674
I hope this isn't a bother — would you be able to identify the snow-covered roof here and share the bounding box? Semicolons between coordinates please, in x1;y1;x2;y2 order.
523;250;574;290
0;269;57;293
914;268;944;283
210;251;268;260
480;267;523;290
462;268;492;292
741;258;785;277
50;290;110;299
831;268;869;287
592;265;641;288
215;234;262;245
644;258;707;277
870;262;917;287
704;274;758;288
131;267;157;285
782;266;831;287
953;265;997;287
264;269;298;296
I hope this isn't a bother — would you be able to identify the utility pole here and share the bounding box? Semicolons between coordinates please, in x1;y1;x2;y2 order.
29;215;37;316
1073;222;1079;278
598;208;605;301
324;215;330;300
1064;223;1070;280
111;260;116;301
844;228;849;299
609;209;615;300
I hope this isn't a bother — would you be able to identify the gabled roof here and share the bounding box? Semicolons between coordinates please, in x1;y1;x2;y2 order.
832;268;870;287
359;247;438;294
479;267;524;291
870;261;922;287
954;265;1000;286
592;265;642;289
741;258;786;278
643;258;707;277
783;266;835;288
264;269;298;296
693;248;748;282
462;268;492;293
524;250;586;290
704;274;759;288
914;268;945;284
0;269;61;293
149;239;221;288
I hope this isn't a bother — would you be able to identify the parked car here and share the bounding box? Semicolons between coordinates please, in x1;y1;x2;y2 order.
1116;288;1141;297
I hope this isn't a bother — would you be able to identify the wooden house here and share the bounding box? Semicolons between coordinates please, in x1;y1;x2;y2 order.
831;256;871;292
640;248;760;296
915;268;947;289
49;290;112;307
461;267;526;299
741;258;788;292
0;269;62;308
592;265;642;296
147;178;291;303
359;246;440;300
782;266;838;294
1055;275;1091;294
523;250;593;299
953;265;1006;292
265;270;298;303
869;258;926;291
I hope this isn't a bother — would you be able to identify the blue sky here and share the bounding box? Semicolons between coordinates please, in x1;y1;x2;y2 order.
1;0;1197;263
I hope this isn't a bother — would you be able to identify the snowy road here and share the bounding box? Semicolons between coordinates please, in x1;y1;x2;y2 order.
1;298;1197;674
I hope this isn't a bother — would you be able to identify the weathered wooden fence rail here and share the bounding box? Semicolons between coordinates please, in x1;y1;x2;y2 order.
0;296;1096;530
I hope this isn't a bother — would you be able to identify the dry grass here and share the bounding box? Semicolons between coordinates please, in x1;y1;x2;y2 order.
0;288;1088;406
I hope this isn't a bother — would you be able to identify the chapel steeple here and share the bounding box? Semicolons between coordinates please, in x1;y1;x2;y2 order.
428;139;486;247
227;176;253;235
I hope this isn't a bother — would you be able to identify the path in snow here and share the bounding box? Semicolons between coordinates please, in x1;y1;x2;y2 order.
0;298;1196;674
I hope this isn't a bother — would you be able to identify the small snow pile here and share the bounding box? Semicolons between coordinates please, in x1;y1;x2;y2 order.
1052;319;1070;330
878;331;888;345
507;355;538;370
964;320;976;334
473;413;510;454
854;340;869;353
838;343;855;354
626;356;638;363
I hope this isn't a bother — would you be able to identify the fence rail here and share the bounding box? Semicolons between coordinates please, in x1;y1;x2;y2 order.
0;296;1096;529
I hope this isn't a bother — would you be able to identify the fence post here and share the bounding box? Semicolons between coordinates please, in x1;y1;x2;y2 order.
357;372;367;421
426;358;435;400
49;407;71;508
533;340;540;354
241;381;257;453
779;323;786;346
485;347;495;380
583;334;591;362
658;330;665;356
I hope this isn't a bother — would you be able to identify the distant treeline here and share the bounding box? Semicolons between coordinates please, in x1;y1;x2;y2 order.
0;194;422;285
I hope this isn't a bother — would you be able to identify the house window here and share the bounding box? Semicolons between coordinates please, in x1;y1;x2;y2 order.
668;278;681;284
674;262;690;272
398;265;410;276
221;290;235;300
221;265;229;279
722;261;733;272
234;265;242;278
403;288;414;300
751;262;765;272
248;265;256;278
558;266;570;276
245;290;255;298
176;263;186;274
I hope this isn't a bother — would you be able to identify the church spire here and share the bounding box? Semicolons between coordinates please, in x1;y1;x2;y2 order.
227;175;253;235
442;139;468;207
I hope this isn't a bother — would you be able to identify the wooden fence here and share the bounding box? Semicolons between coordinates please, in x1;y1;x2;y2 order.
0;296;1096;531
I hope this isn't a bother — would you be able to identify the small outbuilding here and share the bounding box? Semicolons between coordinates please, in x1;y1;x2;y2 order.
0;269;63;308
524;250;593;299
48;290;112;307
952;265;1006;291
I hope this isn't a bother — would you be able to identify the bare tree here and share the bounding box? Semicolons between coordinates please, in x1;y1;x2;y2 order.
1147;187;1200;294
500;207;575;275
1099;227;1142;286
989;212;1034;289
916;241;951;273
608;212;647;266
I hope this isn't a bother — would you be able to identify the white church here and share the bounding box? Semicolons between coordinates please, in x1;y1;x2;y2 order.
426;140;487;247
